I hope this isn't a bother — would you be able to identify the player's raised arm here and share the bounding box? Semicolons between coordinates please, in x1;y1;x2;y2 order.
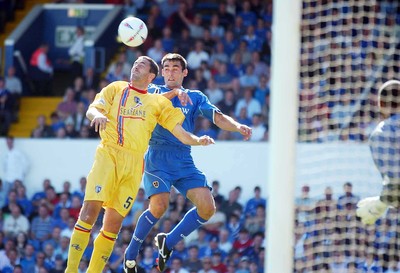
214;112;252;141
171;123;214;146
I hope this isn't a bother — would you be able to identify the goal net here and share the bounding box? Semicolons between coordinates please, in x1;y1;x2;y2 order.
294;0;400;272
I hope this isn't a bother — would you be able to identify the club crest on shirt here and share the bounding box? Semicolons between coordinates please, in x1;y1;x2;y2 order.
152;181;159;188
133;96;143;108
95;185;102;193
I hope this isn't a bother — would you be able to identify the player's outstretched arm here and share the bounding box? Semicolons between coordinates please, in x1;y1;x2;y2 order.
214;112;252;140
161;88;192;106
86;107;109;132
171;124;215;146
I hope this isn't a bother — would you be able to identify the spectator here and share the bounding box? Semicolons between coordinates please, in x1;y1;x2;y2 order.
29;43;53;96
161;26;175;53
57;87;78;121
218;228;232;254
237;1;257;27
249;113;267;141
50;254;65;273
170;257;189;273
3;203;29;238
235;88;261;120
220;190;243;221
198;256;218;273
72;177;86;201
31;115;54;138
186;40;210;70
204;79;224;105
30;204;54;246
159;0;179;19
199;236;226;260
168;1;193;36
20;244;36;272
337;182;360;210
147;39;165;64
0;78;13;136
4;66;22;120
209;14;225;41
53;237;69;261
70;76;85;103
43;227;62;250
211;251;227;273
217;89;236;118
105;62;128;83
138;245;156;272
239;64;259;89
232;229;253;256
31;178;52;209
234;107;252;131
64;120;78;138
107;52;131;78
192;68;207;91
230;40;252;66
215;2;234;30
15;183;33;218
211;181;225;205
295;185;314;223
0;179;7;209
221;30;238;58
183;245;202;272
242;25;263;53
228;53;245;78
68;26;85;80
209;42;229;65
244;205;265;235
180;12;204;39
49;112;65;135
83;67;99;91
2;136;30;187
213;62;235;91
254;74;270;106
244;186;266;217
175;28;194;58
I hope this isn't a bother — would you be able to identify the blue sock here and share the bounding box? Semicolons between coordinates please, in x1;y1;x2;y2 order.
125;209;158;260
165;207;207;250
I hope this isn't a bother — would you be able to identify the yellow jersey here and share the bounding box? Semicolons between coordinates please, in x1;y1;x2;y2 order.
89;81;185;154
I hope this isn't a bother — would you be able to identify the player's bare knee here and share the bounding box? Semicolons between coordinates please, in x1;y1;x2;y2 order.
197;203;216;220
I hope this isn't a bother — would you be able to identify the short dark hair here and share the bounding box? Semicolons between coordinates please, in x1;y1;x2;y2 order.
161;53;188;70
141;56;159;77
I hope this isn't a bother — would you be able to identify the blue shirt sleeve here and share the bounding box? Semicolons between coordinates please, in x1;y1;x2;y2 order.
192;90;221;123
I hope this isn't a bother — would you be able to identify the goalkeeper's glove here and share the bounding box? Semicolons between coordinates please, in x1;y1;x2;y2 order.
356;196;388;225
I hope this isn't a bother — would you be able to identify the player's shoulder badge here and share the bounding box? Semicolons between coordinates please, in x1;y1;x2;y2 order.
95;185;102;193
152;181;159;188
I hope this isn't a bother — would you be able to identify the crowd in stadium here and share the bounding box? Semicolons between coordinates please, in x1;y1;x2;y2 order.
0;174;267;273
1;0;271;140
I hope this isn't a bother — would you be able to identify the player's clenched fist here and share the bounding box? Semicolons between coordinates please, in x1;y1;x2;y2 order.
197;135;215;146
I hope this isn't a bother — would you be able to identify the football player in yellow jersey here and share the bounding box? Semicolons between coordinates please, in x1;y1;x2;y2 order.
64;56;214;273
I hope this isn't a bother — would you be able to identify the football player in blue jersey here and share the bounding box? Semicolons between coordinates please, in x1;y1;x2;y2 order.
356;80;400;225
123;53;252;273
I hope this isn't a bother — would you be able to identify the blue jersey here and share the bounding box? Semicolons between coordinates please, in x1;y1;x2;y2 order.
148;84;220;151
369;114;400;184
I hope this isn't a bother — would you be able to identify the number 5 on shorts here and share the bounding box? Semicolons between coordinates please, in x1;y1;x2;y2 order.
124;196;133;209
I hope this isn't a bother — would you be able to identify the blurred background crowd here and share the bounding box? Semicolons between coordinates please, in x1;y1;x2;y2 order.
1;0;400;272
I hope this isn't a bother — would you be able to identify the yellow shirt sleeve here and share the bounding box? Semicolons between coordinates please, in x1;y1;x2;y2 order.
89;82;119;114
156;95;185;132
